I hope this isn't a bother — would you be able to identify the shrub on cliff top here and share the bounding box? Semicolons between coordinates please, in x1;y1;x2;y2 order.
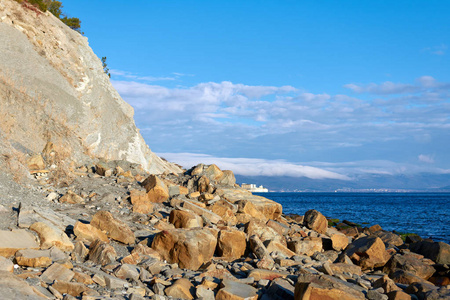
14;0;81;32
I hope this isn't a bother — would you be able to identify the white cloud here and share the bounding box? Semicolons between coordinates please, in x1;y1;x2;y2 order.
110;76;450;170
344;81;418;95
158;153;350;180
418;154;435;164
422;44;447;56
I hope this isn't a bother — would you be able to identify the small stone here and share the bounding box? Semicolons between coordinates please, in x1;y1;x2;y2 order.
59;190;84;204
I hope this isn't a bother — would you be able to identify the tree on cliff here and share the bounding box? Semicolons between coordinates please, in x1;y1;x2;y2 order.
15;0;81;32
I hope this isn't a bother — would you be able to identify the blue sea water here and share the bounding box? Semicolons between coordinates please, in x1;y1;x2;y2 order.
255;192;450;243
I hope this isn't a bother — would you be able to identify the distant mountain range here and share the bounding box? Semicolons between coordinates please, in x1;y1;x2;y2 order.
235;173;450;192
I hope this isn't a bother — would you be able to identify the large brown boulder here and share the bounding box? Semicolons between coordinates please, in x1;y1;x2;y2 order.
216;229;246;260
90;211;135;245
29;222;74;252
141;175;169;203
303;209;328;234
288;237;323;256
409;240;450;264
343;235;391;270
169;210;203;229
130;189;153;214
221;188;282;220
216;279;258;300
383;253;436;280
295;274;365;300
245;219;286;246
73;221;109;243
151;228;217;270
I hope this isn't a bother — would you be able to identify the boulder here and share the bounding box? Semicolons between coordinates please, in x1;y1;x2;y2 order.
216;279;258;300
141;175;169;203
169;209;203;229
295;274;365;300
372;230;404;247
372;275;402;293
266;278;295;300
164;278;195;299
0;229;39;256
288;237;323;256
389;269;433;285
183;200;222;224
40;263;75;284
27;154;45;171
247;269;287;281
130;189;153;214
330;233;350;251
221;188;282;220
88;239;117;266
210;201;237;225
245;219;286;246
15;249;53;268
343;236;391;270
52;281;92;297
383;253;436;280
151;228;217;270
303;209;328;234
114;264;140;281
205;164;223;181
409;240;450;264
0;270;48;299
0;256;14;272
266;241;296;258
216;229;246;259
197;175;211;193
217;170;236;186
17;204;76;230
90;211;135;244
73;221;109;243
248;235;274;270
267;219;290;236
59;190;84;204
29;221;74;252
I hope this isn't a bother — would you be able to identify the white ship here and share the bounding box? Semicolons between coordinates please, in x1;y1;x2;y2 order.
241;183;269;193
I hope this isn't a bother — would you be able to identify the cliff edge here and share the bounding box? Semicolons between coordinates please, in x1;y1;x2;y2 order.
0;0;181;174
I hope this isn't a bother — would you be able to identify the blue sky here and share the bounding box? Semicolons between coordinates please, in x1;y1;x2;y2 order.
64;1;450;180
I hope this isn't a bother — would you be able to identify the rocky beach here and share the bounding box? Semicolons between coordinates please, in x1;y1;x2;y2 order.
0;0;449;299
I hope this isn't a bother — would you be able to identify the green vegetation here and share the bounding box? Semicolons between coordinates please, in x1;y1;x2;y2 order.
101;57;111;78
15;0;81;32
396;231;420;242
327;218;340;227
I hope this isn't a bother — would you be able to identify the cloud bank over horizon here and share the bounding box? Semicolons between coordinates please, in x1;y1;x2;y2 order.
111;72;450;175
158;152;450;180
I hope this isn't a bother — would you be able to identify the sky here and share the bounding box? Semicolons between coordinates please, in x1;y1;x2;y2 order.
63;1;450;181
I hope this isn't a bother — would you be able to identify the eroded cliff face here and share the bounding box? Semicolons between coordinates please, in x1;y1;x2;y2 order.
0;0;181;174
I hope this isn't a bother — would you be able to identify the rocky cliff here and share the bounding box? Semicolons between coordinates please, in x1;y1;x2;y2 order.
0;0;180;175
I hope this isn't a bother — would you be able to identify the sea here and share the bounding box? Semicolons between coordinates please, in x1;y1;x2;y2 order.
254;192;450;243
